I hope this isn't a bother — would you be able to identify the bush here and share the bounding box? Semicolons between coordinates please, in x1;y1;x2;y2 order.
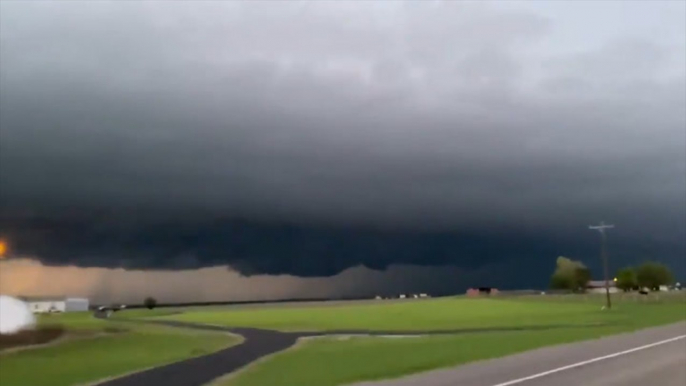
143;296;157;310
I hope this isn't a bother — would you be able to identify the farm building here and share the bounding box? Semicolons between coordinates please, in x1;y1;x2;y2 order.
19;296;90;313
586;280;619;294
466;287;499;296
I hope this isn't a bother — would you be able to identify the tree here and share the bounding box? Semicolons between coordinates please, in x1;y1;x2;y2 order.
550;270;573;290
550;256;591;292
574;266;592;291
615;266;638;291
636;262;674;290
143;296;157;310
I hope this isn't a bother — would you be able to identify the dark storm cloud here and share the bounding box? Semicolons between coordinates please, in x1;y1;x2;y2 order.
1;1;685;281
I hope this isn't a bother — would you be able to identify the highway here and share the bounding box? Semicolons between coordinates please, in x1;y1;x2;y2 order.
351;322;686;386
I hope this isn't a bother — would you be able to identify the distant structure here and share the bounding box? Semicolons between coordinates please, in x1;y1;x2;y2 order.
466;288;479;297
96;304;126;318
19;296;89;313
586;280;618;294
466;287;499;296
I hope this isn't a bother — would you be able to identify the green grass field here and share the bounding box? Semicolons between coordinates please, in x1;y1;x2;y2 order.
0;312;238;386
2;294;683;386
211;293;686;386
157;297;608;331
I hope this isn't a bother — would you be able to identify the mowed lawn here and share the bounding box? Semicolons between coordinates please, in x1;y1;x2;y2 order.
212;294;686;386
0;312;238;386
157;297;611;331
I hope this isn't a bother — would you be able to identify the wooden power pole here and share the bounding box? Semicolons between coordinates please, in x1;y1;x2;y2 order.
589;221;614;309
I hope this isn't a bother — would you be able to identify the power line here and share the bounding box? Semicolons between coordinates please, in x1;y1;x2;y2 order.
589;221;614;309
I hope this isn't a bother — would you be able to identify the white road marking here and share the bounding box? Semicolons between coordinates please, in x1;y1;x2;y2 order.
491;334;686;386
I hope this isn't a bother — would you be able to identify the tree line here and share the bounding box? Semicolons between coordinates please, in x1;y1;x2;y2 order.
550;256;676;292
615;262;675;291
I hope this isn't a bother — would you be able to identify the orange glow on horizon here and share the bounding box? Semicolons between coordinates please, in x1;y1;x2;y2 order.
0;240;7;258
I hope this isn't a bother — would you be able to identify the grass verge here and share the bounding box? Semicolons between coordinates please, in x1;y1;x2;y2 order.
0;312;238;386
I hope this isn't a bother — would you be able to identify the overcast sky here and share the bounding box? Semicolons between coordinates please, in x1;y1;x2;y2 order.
0;1;684;300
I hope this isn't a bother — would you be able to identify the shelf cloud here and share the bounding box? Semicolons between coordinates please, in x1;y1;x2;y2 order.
1;1;684;296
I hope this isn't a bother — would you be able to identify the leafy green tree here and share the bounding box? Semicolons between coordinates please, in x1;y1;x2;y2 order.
636;262;674;290
550;256;591;292
574;266;592;291
615;266;638;291
550;271;573;290
144;296;157;310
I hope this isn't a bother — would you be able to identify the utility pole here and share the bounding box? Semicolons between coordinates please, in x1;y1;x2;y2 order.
589;221;614;309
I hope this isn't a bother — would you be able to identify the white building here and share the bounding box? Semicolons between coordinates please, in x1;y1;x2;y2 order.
20;296;89;313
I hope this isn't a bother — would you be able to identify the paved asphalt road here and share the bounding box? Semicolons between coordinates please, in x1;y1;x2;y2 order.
351;322;686;386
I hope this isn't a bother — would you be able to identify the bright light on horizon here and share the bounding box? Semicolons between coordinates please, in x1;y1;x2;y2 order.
0;240;8;258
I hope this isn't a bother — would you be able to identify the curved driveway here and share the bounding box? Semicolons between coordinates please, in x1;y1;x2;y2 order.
95;323;302;386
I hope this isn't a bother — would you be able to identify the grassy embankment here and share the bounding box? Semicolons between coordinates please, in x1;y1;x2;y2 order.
0;311;238;386
163;293;686;386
